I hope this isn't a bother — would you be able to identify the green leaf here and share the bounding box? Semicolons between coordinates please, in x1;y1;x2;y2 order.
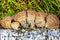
35;5;44;12
7;9;14;16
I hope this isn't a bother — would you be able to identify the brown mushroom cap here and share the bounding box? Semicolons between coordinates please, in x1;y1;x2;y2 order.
13;11;26;22
1;16;12;28
13;10;27;28
45;14;60;29
35;12;46;28
27;9;36;29
11;22;20;30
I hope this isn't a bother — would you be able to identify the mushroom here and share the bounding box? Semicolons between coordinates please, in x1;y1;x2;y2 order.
27;9;36;29
1;16;12;28
35;12;46;28
45;14;60;29
11;22;20;30
13;10;27;28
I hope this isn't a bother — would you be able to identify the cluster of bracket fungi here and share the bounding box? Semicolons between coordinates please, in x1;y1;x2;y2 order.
0;9;60;30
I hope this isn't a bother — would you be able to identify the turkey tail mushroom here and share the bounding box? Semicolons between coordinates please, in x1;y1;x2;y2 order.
45;14;60;29
0;16;12;29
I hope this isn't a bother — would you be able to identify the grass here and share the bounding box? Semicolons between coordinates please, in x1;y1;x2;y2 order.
0;0;60;19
